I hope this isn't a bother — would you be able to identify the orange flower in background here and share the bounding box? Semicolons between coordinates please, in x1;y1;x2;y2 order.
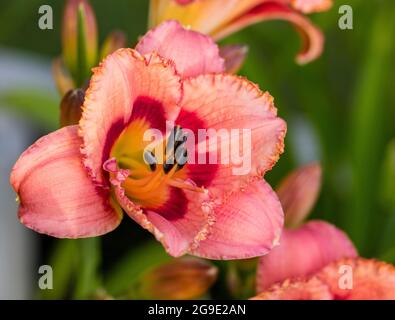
149;0;333;64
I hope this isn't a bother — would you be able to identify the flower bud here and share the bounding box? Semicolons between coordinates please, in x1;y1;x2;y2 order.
100;31;127;60
219;44;248;74
62;0;98;86
276;162;322;228
60;89;85;127
52;58;75;96
135;258;218;300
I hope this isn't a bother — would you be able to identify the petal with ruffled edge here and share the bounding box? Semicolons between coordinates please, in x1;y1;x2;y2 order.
252;277;332;300
80;48;182;186
177;73;286;200
10;126;122;238
190;180;284;260
317;258;395;300
211;1;325;64
256;220;357;292
104;158;214;257
136;20;225;78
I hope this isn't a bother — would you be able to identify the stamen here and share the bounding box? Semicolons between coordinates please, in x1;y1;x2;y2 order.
175;142;188;167
112;123;204;206
163;157;175;174
163;126;189;174
143;150;157;171
167;179;207;194
165;125;181;158
174;130;188;150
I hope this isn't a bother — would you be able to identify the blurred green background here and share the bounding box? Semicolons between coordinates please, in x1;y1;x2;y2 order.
0;0;395;299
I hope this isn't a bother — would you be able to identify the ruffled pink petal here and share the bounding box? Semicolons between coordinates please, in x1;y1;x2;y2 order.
104;158;214;257
317;258;395;300
211;1;325;64
136;20;225;78
177;74;286;200
10;126;122;238
80;49;182;186
190;180;284;260
144;188;215;257
252;277;332;300
256;220;357;292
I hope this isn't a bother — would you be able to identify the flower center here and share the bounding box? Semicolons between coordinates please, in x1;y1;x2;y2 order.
109;120;205;208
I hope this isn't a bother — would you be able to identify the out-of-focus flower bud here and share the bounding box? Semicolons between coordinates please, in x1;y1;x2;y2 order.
62;0;98;86
52;58;75;96
135;258;218;300
219;44;248;74
60;88;85;127
276;162;322;228
100;30;127;60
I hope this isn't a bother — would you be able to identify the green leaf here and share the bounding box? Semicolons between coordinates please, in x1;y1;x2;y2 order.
38;239;79;300
347;1;395;254
380;140;395;210
104;241;172;296
0;88;59;130
73;237;101;299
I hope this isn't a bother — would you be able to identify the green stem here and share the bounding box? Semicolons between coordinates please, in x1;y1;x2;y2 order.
73;237;101;299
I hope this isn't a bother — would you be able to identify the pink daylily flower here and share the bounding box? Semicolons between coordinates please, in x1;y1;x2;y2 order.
257;220;358;291
254;258;395;300
10;21;286;259
149;0;333;64
256;163;357;291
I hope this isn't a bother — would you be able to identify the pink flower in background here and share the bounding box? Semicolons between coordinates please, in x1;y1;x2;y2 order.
10;21;286;259
257;220;358;291
149;0;333;64
254;258;395;300
256;163;357;291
